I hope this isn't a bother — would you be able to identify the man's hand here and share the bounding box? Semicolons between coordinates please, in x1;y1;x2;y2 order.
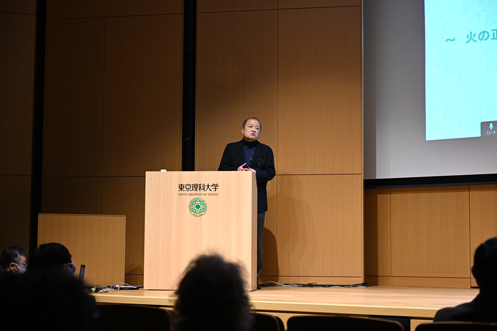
237;163;256;173
245;167;256;173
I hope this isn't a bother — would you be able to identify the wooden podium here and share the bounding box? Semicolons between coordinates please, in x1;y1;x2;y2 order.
144;171;257;291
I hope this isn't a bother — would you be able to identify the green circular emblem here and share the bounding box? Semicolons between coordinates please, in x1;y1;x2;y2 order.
189;197;207;217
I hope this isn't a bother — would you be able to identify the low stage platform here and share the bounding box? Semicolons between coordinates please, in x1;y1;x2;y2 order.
93;286;479;330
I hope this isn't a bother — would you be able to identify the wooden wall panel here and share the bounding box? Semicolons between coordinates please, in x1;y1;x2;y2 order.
469;184;497;286
261;178;278;276
0;0;35;14
469;185;497;251
279;0;361;9
196;10;277;171
363;186;497;287
0;176;31;252
198;0;276;13
391;187;470;278
106;0;183;16
364;189;391;277
368;276;470;288
43;18;105;177
103;14;183;176
0;12;35;175
274;175;363;279
0;9;35;253
278;7;362;175
38;214;126;286
102;177;145;277
41;177;102;214
125;274;144;286
46;0;105;19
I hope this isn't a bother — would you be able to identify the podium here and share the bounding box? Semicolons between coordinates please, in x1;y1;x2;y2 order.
144;171;257;291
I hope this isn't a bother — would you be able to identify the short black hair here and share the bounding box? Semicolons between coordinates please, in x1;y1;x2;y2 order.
29;242;72;271
174;254;252;331
0;245;27;268
472;237;497;289
242;117;261;131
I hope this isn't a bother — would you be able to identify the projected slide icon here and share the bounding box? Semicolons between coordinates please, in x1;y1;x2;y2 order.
481;121;497;137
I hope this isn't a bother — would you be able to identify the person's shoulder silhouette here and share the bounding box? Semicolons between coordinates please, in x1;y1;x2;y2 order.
434;237;497;322
174;254;253;331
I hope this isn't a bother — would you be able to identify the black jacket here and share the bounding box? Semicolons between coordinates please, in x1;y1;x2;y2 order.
434;291;497;322
218;140;275;212
0;264;10;277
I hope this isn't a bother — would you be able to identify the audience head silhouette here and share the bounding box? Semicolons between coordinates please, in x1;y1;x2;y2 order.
174;254;252;331
472;236;497;290
0;268;97;330
29;242;77;275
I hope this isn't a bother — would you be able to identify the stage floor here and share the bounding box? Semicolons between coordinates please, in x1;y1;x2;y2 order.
93;285;478;321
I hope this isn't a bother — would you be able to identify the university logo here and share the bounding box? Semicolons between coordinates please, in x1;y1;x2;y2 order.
189;197;207;217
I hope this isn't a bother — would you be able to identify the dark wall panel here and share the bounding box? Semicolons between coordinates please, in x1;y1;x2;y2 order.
43;18;105;177
103;15;183;176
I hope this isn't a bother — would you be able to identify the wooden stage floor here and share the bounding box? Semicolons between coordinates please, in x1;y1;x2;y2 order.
93;285;479;324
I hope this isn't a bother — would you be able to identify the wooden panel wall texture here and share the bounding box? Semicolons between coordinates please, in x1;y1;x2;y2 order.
275;175;363;284
365;185;497;288
44;18;105;178
38;214;126;286
278;6;362;175
195;10;277;172
196;0;363;283
0;2;36;251
364;189;391;277
469;185;497;286
279;0;361;9
391;187;469;278
198;0;276;12
195;8;279;280
42;1;184;284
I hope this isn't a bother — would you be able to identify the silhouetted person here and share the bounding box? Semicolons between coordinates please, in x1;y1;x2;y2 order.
0;245;27;275
174;254;253;331
434;236;497;322
0;268;97;330
29;242;77;275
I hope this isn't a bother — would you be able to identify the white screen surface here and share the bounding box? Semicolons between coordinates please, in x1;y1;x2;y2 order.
425;0;497;141
363;0;497;180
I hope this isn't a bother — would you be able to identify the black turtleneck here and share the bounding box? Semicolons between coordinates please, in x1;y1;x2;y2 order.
243;139;258;167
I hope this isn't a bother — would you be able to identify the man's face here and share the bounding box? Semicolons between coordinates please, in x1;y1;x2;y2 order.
9;255;27;274
241;119;261;142
63;260;77;276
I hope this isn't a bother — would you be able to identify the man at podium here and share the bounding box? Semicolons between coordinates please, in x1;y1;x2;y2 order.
219;118;275;288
